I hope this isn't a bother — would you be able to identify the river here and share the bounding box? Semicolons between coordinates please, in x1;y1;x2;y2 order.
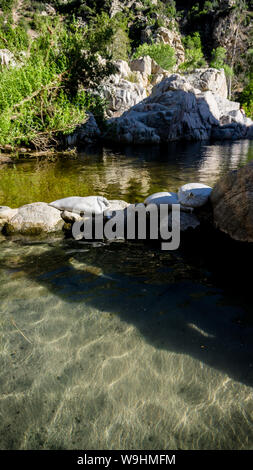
0;140;253;450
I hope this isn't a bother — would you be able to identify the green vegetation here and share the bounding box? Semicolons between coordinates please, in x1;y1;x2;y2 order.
0;0;252;149
239;78;253;118
132;42;176;71
0;14;114;149
210;47;233;78
179;32;206;71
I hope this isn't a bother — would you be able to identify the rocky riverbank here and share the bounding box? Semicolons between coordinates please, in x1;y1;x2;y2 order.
65;62;253;147
1;162;253;245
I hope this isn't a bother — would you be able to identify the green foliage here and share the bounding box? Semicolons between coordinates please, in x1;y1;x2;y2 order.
85;11;131;61
0;15;114;147
0;17;29;51
239;79;253;118
179;32;206;71
210;46;233;77
132;42;176;71
0;0;15;13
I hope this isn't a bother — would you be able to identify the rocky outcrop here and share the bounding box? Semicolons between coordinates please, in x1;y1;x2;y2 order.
141;26;185;65
4;202;64;235
65;113;101;146
187;68;228;99
104;71;253;144
210;162;253;243
97;61;148;118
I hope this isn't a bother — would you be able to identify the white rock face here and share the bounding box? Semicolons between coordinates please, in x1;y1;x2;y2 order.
0;206;18;230
49;196;111;215
100;75;147;118
5;202;64;234
178;183;213;208
187;68;228;99
104;71;253;143
114;60;132;78
144;192;179;207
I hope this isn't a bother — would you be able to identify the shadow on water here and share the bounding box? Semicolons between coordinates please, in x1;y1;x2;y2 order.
2;227;253;389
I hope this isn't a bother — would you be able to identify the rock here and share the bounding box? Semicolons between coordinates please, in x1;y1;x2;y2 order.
210;162;253;242
130;56;153;76
105;199;130;213
178;183;213;208
104;72;253;144
113;60;132;78
0;155;13;164
140;26;185;65
61;211;84;223
49;196;111;215
0;206;18;230
65;113;101;146
214;95;240;115
211;122;248;140
168;211;200;232
144;192;179;207
100;76;147;118
187;68;228;99
5;202;64;235
0;49;16;68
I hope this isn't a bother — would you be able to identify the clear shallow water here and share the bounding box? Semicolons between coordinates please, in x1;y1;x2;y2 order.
0;141;253;450
0;140;253;207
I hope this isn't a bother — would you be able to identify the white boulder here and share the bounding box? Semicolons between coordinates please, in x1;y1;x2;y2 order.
5;202;64;234
144;192;179;207
49;196;111;215
178;183;213;208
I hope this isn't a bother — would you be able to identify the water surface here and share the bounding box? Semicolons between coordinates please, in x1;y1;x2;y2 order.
0;141;253;450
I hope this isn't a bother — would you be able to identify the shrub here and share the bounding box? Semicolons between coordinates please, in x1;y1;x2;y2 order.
132;42;176;71
179;32;206;72
0;15;114;148
240;79;253;119
210;47;233;78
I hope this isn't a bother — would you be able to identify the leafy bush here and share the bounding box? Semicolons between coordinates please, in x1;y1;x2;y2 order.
0;15;114;148
132;42;176;71
210;47;233;78
179;32;206;72
239;79;253;119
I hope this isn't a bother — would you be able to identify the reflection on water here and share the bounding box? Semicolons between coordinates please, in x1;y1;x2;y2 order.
0;141;253;450
0;140;253;207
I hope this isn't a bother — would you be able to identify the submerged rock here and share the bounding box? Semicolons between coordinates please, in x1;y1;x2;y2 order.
5;202;64;235
210;162;253;243
178;183;213;208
